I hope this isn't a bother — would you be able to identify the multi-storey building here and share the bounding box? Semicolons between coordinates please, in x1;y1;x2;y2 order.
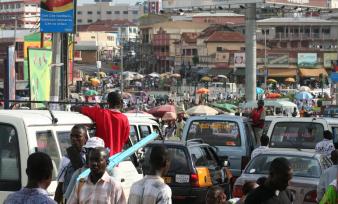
76;3;144;25
0;0;40;29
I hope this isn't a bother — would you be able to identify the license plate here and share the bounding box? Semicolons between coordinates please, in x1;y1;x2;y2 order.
163;176;172;184
175;174;190;183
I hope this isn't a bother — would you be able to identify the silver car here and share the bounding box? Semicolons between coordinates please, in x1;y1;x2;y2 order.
233;150;332;204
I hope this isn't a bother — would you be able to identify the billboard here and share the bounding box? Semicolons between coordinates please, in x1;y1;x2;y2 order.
324;53;338;68
215;52;229;63
162;0;327;9
28;48;53;105
234;53;245;67
267;53;289;67
298;53;317;67
40;0;75;32
4;46;16;109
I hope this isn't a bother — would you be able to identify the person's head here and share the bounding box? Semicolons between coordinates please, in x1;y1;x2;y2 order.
206;186;227;204
269;157;292;191
89;147;109;176
149;145;170;176
260;134;269;146
324;130;333;140
177;112;184;121
257;100;264;108
242;181;258;196
70;124;88;151
256;176;267;186
83;137;105;166
107;91;122;109
331;150;338;164
26;152;53;189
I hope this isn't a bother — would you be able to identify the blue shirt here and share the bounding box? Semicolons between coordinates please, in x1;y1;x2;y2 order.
4;187;56;204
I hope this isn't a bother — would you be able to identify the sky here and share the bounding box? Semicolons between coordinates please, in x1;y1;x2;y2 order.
78;0;142;5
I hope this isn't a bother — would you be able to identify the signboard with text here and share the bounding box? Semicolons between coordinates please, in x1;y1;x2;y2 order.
267;53;289;67
4;46;16;109
40;0;75;32
298;53;317;67
324;53;338;68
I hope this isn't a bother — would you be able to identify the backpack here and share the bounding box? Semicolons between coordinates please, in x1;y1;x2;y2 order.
62;146;85;194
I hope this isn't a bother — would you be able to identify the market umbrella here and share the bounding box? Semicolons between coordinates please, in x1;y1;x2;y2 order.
295;91;314;100
201;76;212;82
299;86;311;92
285;77;295;83
256;87;264;94
148;104;176;118
134;73;144;80
90;78;100;87
84;89;98;96
162;112;177;121
266;93;281;99
217;75;227;79
267;79;277;83
171;73;181;78
187;105;219;116
99;72;107;78
149;72;160;78
160;72;171;78
196;88;209;94
211;103;237;113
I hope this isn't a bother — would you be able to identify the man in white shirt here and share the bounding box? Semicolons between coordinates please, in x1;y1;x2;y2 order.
251;134;269;159
315;130;335;157
317;150;338;201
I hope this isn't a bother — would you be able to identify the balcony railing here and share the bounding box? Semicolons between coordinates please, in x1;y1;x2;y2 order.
257;33;332;41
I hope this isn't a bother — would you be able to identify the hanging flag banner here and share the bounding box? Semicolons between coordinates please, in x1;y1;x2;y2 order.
40;0;75;32
4;45;16;109
28;48;52;106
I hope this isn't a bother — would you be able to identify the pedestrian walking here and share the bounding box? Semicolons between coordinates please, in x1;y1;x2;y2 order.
55;125;88;203
315;130;335;157
74;91;130;155
67;147;126;204
128;145;172;204
206;186;229;204
164;120;176;139
4;152;56;204
63;137;105;201
317;150;338;201
251;135;269;159
245;157;294;204
175;112;185;139
250;100;266;145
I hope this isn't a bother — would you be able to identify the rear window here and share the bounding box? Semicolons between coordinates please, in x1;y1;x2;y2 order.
143;146;190;174
245;154;322;178
187;120;241;146
270;122;323;149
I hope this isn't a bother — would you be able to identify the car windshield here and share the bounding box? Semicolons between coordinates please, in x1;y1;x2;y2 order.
270;122;323;149
187;120;241;146
245;154;321;178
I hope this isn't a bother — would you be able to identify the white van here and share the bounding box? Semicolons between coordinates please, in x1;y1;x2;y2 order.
0;110;159;202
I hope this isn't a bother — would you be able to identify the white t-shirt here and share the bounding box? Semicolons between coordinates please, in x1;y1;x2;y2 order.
315;139;335;157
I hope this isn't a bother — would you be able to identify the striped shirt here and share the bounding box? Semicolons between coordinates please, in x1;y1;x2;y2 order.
4;188;56;204
128;175;172;204
67;171;126;204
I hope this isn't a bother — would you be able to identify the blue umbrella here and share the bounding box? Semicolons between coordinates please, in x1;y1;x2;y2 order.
295;91;313;100
256;87;264;94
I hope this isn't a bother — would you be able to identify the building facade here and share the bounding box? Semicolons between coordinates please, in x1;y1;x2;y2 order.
76;3;144;25
0;0;40;29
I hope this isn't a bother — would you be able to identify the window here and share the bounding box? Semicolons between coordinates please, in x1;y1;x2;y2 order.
123;11;128;14
31;4;36;7
77;19;82;23
129;27;132;32
106;11;112;14
132;10;138;15
87;11;93;14
322;28;330;34
216;47;223;52
10;4;15;9
270;122;324;149
139;125;151;138
56;131;71;156
114;11;120;14
4;4;8;9
0;5;3;9
190;147;208;166
97;11;101;14
0;124;20;191
77;11;82;15
16;3;20;8
129;125;138;144
87;19;93;23
91;35;95;39
187;120;241;146
36;131;59;179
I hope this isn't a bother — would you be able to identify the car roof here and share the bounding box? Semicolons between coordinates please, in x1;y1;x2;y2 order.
187;115;248;122
270;117;328;123
256;149;320;158
0;110;93;126
126;115;158;125
148;140;209;147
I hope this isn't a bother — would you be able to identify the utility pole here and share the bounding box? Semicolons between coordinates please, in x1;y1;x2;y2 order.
120;46;123;94
51;33;62;109
264;29;267;89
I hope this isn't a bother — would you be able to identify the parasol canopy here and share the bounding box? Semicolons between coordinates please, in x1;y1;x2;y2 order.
90;78;100;87
285;77;295;83
266;93;281;99
256;87;264;94
186;105;219;116
148;72;160;78
217;75;227;79
84;89;98;96
299;86;311;92
295;91;313;100
267;79;277;83
196;88;209;94
148;104;176;118
171;73;181;78
211;103;237;113
162;112;177;121
201;76;212;82
99;72;107;78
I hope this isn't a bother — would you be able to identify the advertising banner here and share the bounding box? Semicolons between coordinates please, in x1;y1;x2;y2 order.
298;53;317;67
215;52;229;63
28;48;52;104
234;53;245;68
40;0;75;32
267;53;289;67
4;45;16;109
324;53;338;68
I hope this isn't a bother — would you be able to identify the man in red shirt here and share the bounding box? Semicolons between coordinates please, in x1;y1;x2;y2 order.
251;100;266;146
76;92;130;156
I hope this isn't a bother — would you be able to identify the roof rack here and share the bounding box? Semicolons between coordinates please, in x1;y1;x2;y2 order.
186;138;204;145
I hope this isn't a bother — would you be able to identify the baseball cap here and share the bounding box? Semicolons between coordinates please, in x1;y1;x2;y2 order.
83;137;105;148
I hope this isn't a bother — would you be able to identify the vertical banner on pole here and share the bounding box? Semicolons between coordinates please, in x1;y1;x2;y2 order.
4;45;16;109
28;48;53;108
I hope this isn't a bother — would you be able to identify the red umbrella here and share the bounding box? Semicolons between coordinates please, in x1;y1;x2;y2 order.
148;104;176;118
266;93;281;99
